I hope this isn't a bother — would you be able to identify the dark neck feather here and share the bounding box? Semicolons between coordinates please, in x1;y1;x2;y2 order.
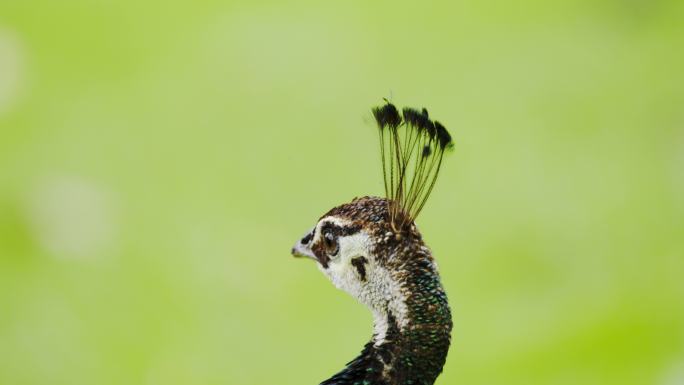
321;257;452;385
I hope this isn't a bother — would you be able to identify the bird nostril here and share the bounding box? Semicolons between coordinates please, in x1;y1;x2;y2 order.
301;232;313;245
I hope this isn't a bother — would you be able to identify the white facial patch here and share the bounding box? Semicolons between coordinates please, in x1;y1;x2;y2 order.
315;216;409;344
317;230;371;299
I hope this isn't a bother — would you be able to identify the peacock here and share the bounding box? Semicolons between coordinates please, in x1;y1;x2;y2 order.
292;101;454;385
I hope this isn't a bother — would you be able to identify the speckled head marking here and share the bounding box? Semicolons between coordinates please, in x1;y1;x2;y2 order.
291;102;454;385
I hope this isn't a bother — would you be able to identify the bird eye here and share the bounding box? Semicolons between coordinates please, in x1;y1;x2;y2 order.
324;233;339;256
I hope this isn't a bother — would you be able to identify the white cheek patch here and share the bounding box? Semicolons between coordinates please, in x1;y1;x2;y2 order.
318;231;370;298
317;230;409;345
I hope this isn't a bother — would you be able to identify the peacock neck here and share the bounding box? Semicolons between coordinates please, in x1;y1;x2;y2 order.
321;257;452;385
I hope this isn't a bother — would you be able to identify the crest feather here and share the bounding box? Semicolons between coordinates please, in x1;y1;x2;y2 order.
372;101;454;232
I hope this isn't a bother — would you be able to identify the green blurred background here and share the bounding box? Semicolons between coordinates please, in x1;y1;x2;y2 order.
1;1;683;384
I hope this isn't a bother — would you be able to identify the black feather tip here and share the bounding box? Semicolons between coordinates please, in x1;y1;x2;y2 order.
434;121;453;150
372;103;402;130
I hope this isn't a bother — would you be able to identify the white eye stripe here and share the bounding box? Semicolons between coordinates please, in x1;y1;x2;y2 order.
313;216;353;243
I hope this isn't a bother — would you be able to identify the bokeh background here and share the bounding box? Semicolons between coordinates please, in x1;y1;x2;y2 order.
1;1;683;384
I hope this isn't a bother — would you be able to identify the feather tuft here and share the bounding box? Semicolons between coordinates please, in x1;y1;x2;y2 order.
372;101;454;232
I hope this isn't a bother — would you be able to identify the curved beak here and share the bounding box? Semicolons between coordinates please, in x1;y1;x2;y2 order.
291;227;316;261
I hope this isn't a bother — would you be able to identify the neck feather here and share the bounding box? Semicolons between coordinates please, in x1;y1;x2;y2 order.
321;255;452;385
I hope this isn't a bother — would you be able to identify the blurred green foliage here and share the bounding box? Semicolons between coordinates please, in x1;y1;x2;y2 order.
1;1;683;384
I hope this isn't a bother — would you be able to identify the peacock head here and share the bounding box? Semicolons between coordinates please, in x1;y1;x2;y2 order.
291;196;413;313
291;101;453;315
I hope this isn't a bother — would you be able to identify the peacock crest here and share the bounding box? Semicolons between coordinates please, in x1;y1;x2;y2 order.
372;101;453;233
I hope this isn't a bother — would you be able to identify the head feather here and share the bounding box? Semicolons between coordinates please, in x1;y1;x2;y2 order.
372;101;454;232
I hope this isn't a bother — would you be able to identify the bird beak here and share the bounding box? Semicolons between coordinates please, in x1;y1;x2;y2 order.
291;227;317;261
